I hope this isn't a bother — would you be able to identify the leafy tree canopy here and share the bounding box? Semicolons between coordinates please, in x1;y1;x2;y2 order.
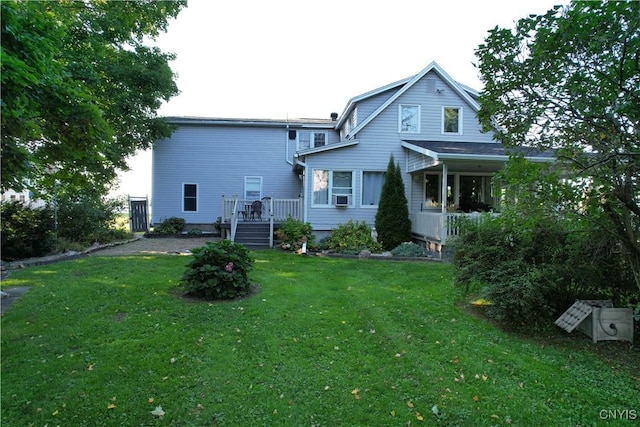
1;0;186;195
476;1;640;289
476;1;640;286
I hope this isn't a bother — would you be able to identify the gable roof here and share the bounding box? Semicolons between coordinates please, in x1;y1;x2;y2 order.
343;61;481;138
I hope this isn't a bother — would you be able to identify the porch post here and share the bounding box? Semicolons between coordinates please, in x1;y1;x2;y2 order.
441;164;448;215
441;164;448;244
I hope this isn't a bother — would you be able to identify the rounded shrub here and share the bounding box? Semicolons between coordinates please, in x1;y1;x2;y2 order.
391;242;426;257
181;240;255;300
153;217;186;235
275;216;314;250
327;219;383;254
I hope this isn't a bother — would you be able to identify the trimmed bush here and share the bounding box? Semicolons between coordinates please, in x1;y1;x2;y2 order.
391;242;426;257
327;219;383;254
275;217;314;250
181;240;255;300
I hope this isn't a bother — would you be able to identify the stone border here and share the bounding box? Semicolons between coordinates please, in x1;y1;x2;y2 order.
1;237;142;274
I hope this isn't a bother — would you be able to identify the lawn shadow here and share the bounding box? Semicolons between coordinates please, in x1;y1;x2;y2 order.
170;283;262;305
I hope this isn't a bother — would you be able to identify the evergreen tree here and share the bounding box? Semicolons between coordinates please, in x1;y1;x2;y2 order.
375;154;412;251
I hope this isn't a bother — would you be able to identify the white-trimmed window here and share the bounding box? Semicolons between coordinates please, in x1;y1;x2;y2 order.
399;104;420;133
312;169;353;206
183;183;198;212
443;107;462;134
362;171;385;206
312;131;327;148
244;176;262;200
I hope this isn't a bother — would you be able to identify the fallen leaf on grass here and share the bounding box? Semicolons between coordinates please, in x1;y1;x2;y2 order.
473;395;480;402
407;401;414;408
351;388;361;399
107;403;116;409
148;397;154;404
431;405;440;416
151;406;165;417
416;411;424;421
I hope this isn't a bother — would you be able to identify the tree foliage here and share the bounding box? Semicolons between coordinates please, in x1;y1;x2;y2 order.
1;0;186;195
375;154;412;251
476;1;640;289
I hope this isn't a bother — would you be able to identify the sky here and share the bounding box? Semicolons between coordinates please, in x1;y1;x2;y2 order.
112;0;564;198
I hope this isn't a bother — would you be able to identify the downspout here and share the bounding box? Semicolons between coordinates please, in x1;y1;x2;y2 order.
295;156;308;223
285;116;293;165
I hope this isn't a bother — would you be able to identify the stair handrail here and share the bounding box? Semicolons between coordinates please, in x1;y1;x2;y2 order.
230;198;239;242
268;197;274;248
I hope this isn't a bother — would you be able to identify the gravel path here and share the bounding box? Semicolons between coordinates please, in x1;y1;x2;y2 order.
88;236;221;256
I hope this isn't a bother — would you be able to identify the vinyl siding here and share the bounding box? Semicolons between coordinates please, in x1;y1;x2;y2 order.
301;70;496;231
152;124;303;225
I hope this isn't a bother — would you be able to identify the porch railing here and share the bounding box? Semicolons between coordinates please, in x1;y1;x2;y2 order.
221;195;303;246
410;211;499;245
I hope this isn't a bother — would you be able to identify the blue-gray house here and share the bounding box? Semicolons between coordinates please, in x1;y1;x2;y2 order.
152;61;551;252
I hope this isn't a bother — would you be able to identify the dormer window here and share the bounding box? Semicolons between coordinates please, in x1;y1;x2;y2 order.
443;107;462;134
399;104;420;133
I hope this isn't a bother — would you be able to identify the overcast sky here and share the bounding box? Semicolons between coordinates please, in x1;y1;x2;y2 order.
113;0;564;198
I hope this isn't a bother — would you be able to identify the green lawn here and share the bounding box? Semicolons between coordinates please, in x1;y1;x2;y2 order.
1;251;638;426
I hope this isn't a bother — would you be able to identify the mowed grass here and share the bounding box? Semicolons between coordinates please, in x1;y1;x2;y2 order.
1;251;638;426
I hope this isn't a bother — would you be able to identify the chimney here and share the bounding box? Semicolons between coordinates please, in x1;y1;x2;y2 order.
330;112;338;121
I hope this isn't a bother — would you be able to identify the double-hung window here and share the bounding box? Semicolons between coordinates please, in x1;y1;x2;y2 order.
312;132;327;148
244;176;262;200
183;183;197;212
443;107;462;134
312;169;353;206
399;104;420;133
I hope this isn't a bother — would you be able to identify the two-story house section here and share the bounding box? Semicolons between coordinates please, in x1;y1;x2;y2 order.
152;61;553;252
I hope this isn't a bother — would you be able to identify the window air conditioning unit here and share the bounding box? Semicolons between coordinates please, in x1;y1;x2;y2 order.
332;194;351;207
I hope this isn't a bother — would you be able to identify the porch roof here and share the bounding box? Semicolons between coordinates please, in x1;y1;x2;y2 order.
402;140;554;162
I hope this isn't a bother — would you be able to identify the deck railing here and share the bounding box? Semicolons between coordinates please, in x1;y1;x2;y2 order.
222;196;303;246
410;211;499;244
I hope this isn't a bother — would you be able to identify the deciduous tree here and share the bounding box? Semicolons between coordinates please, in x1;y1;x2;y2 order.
1;0;186;195
476;1;640;289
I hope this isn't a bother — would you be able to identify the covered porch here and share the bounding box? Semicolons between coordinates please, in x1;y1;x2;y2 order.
403;140;514;253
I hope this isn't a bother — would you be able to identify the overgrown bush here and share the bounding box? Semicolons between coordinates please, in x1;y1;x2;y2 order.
1;193;130;260
275;217;314;250
181;240;255;300
391;242;426;257
453;215;637;329
1;201;55;261
327;220;383;254
153;217;186;235
56;192;128;245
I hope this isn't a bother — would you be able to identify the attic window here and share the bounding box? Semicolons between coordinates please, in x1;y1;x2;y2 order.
399;104;420;133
